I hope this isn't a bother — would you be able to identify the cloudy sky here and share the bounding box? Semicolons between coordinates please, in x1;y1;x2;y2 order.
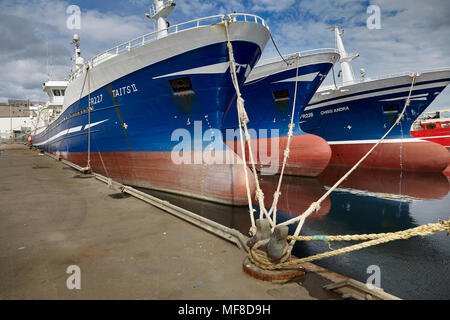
0;0;449;110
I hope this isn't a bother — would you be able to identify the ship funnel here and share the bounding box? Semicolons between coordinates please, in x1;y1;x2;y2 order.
146;0;176;39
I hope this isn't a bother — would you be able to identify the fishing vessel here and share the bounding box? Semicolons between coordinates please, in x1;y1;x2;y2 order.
300;26;450;172
222;49;340;176
30;1;272;205
31;81;67;134
410;109;450;150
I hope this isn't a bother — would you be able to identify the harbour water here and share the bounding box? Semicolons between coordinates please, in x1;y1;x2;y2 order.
143;166;450;300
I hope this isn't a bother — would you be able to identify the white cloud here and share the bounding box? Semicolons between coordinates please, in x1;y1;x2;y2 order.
263;0;450;110
251;0;296;13
0;0;449;110
0;0;150;102
298;0;367;22
176;0;220;17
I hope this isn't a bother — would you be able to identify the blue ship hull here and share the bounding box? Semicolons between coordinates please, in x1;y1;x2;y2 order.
301;71;450;171
32;40;265;205
222;53;338;176
34;41;260;153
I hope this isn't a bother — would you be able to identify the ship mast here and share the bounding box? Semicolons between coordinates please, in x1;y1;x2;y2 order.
331;25;359;85
146;0;176;39
70;34;91;172
69;33;85;82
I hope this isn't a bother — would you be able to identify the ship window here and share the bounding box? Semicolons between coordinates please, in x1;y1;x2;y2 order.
61;89;65;96
53;89;61;96
426;124;436;130
273;89;290;102
442;123;450;128
383;104;399;114
169;77;194;93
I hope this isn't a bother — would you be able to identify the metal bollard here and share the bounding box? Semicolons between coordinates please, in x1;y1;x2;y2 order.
247;219;271;248
267;225;289;261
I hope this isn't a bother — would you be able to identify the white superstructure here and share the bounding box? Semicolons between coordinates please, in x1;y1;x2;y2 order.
31;80;68;135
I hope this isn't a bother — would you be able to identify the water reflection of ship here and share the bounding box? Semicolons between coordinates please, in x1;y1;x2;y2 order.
291;169;450;300
291;189;416;273
318;166;450;201
256;165;449;222
290;166;450;244
256;175;331;218
140;166;448;236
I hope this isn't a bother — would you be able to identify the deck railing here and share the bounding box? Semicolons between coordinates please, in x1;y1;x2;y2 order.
256;48;339;66
87;13;268;69
317;67;450;92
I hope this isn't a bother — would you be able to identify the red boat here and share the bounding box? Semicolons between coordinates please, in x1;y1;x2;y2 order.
410;109;450;150
411;109;450;176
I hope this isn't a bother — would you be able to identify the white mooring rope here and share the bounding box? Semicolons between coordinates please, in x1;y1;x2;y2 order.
224;15;420;263
224;18;302;235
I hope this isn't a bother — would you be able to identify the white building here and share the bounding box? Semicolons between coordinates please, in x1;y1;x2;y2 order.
0;99;45;140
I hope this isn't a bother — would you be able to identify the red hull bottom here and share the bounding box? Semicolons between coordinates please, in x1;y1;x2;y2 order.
415;137;450;149
225;134;332;177
57;150;255;206
329;141;450;172
443;164;450;177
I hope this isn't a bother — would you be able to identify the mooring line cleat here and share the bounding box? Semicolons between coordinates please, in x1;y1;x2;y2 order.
267;225;289;261
247;219;271;249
